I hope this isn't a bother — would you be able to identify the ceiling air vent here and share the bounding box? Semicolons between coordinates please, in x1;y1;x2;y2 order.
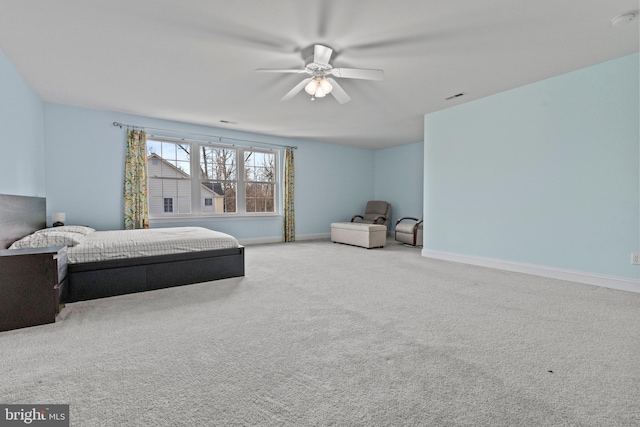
445;92;466;101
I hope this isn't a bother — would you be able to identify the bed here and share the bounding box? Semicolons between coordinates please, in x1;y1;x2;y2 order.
0;194;245;303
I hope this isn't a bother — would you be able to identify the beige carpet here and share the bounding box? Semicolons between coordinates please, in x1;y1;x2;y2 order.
1;239;639;426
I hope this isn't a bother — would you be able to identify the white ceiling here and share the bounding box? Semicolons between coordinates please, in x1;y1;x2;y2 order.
0;1;638;149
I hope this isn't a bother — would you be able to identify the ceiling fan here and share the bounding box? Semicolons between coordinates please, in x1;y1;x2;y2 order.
255;44;384;104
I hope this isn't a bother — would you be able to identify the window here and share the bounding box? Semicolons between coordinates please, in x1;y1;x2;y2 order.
245;151;276;213
147;138;279;218
200;146;237;213
163;198;174;213
147;141;191;214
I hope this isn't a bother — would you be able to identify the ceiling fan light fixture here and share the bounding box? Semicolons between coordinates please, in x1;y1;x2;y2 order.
319;78;333;94
305;77;333;98
315;85;327;98
305;79;319;95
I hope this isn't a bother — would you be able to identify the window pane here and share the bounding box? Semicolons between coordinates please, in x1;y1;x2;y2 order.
266;198;274;212
176;144;190;161
246;197;256;213
175;160;190;177
199;146;213;180
152;178;179;214
246;182;256;197
147;140;161;157
261;167;274;182
201;147;236;181
265;183;274;197
252;152;265;166
164;161;181;178
245;167;256;181
245;151;275;183
162;142;177;159
200;182;224;213
224;182;236;213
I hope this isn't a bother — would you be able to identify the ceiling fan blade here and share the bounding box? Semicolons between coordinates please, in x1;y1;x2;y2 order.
255;68;308;74
330;67;384;80
313;44;333;66
326;78;351;104
281;78;312;101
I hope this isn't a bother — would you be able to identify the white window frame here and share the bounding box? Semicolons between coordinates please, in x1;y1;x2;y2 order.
147;137;281;221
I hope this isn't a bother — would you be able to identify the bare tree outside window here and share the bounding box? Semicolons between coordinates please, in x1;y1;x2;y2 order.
245;151;276;213
200;147;237;213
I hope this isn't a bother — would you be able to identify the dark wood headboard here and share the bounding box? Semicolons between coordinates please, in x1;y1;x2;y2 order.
0;194;46;249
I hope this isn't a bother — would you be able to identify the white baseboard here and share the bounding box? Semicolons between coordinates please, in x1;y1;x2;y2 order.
237;237;281;245
296;233;331;241
422;249;640;294
239;233;330;246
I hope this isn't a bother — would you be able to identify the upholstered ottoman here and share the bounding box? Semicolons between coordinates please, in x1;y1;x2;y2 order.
330;222;387;249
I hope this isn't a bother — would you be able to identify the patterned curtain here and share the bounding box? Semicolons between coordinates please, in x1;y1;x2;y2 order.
123;129;149;230
283;148;295;242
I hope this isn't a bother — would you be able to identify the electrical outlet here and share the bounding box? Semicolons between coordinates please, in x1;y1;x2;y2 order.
632;253;640;265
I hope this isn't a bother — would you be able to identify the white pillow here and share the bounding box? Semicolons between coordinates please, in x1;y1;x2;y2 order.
35;225;95;235
9;231;86;249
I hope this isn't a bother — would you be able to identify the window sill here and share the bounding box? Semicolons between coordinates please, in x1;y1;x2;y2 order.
149;214;282;224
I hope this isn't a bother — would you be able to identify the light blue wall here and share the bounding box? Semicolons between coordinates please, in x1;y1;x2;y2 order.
295;139;375;234
43;103;375;241
374;142;424;230
424;53;640;280
0;50;45;197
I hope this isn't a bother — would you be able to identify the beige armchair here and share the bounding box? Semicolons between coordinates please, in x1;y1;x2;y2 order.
351;201;391;227
395;217;423;246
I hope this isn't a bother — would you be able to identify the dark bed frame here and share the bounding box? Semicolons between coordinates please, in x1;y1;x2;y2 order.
0;194;245;303
64;246;244;302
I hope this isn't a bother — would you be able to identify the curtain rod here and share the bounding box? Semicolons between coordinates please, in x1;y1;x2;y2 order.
112;121;298;150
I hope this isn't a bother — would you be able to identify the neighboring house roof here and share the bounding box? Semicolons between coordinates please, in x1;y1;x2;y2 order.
148;152;190;179
202;182;224;196
148;153;222;197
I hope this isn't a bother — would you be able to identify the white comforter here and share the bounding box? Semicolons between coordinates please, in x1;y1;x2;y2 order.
9;226;240;263
67;227;239;263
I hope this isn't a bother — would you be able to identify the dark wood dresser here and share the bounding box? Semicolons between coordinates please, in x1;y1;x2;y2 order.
0;246;67;332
